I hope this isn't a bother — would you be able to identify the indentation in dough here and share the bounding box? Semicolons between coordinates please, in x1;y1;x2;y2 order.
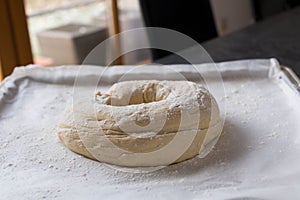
134;113;150;127
96;82;171;106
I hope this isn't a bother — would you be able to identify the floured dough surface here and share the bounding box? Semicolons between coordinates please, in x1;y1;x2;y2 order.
57;80;221;167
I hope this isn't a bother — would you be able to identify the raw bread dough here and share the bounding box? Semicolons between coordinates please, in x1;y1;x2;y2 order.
57;80;221;167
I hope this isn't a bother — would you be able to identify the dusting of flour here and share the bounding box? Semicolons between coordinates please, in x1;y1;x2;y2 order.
1;63;300;200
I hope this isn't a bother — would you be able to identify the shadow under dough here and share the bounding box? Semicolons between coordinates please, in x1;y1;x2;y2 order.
148;118;252;178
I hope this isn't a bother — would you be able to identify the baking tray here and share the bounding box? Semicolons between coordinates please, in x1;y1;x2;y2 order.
1;59;300;200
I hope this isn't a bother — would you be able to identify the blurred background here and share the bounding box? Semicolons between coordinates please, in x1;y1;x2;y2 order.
25;0;149;66
1;0;300;80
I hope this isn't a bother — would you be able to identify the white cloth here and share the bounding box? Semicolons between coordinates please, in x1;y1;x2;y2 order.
1;59;300;199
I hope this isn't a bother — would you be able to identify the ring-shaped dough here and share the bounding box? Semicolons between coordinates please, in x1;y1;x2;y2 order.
57;80;221;167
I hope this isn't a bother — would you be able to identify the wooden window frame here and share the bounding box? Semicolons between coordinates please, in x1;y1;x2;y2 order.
0;0;33;81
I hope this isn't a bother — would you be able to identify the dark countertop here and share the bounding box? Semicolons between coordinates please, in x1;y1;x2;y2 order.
158;6;300;77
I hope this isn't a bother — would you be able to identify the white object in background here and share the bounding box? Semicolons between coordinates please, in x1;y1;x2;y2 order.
210;0;255;36
119;6;151;64
103;0;151;64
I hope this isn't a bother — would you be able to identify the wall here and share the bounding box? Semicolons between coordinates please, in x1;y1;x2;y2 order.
210;0;255;36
